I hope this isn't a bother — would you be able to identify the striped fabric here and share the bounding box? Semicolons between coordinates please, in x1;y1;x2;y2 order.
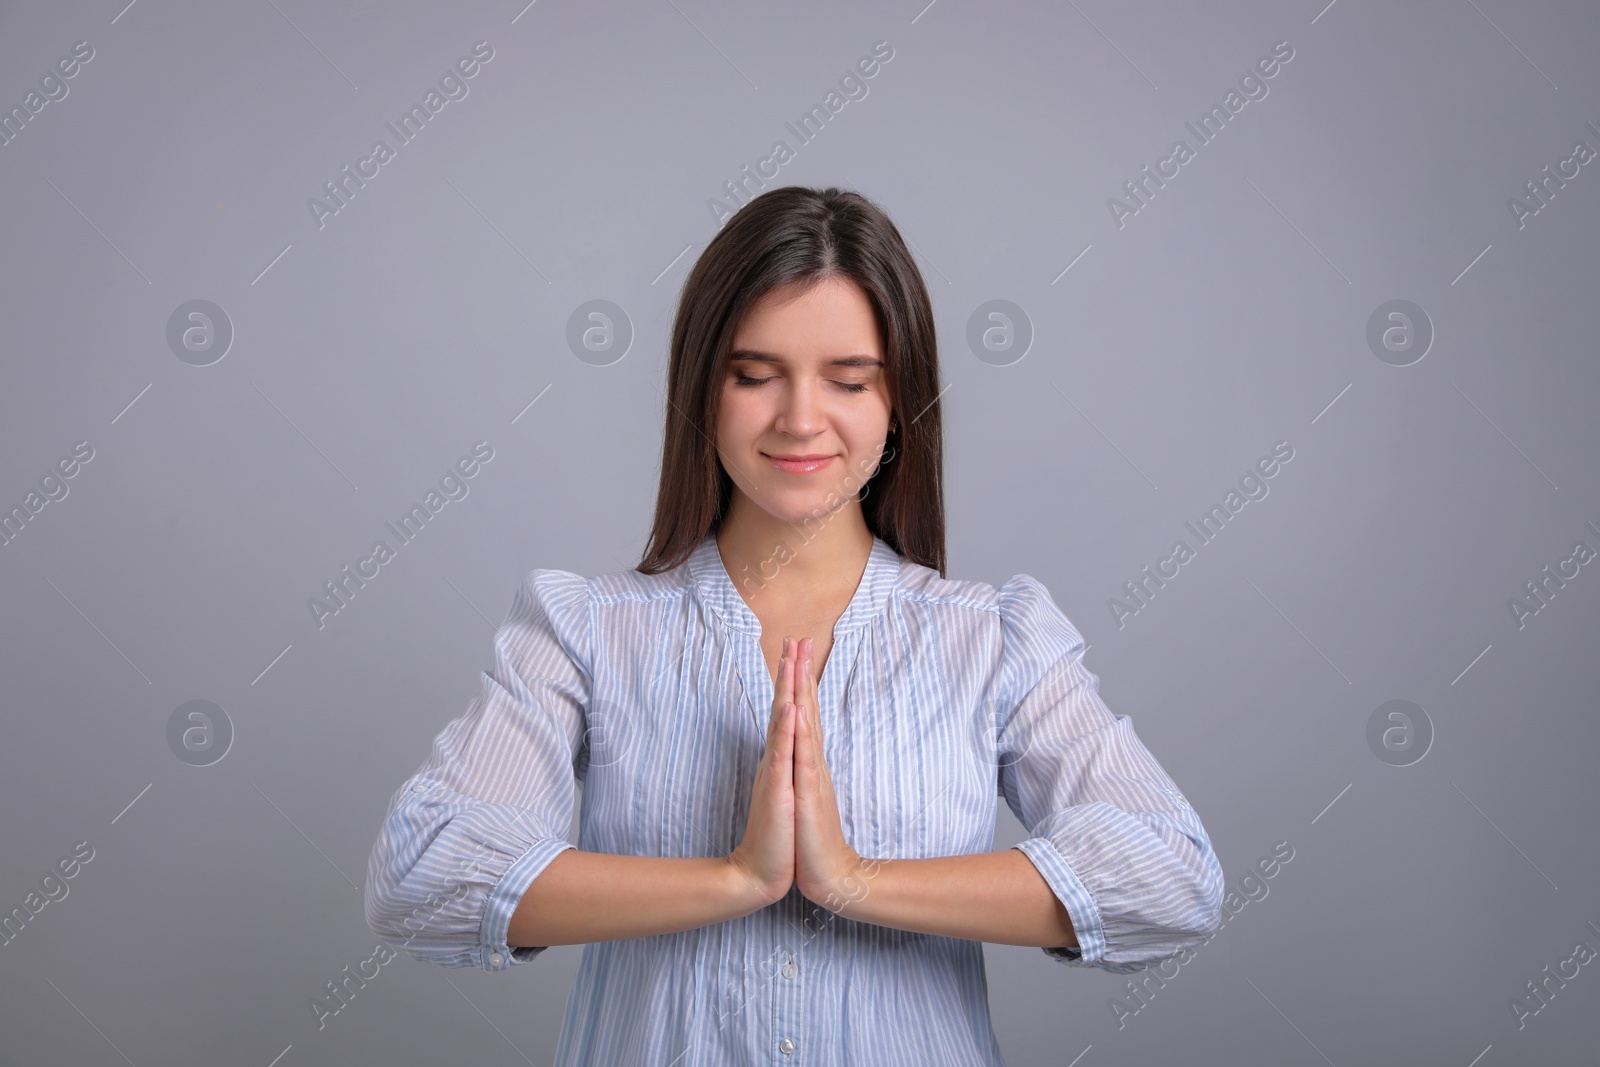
364;532;1225;1065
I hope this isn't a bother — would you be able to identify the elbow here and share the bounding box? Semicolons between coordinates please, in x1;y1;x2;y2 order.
361;842;426;946
363;874;404;944
1171;851;1226;946
1131;841;1226;959
1187;892;1225;943
1105;893;1223;975
1079;834;1226;973
363;894;389;943
1128;805;1227;947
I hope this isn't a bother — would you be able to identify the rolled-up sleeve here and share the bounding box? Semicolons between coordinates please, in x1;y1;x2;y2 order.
992;574;1225;974
363;568;590;971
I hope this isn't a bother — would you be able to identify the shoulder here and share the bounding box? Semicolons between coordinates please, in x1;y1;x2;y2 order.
893;559;1077;639
994;574;1083;649
500;567;594;672
520;554;693;609
988;573;1084;684
518;556;693;638
894;560;1083;693
893;556;1002;614
586;559;692;608
500;556;692;680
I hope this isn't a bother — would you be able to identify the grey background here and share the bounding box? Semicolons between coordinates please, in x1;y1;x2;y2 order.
2;0;1597;1064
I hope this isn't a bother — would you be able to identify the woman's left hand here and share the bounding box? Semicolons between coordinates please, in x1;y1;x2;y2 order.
789;635;869;912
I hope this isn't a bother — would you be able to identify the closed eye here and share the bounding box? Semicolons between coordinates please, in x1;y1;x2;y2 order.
734;375;869;393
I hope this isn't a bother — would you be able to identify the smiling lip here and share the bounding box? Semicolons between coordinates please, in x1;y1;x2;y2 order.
763;452;836;474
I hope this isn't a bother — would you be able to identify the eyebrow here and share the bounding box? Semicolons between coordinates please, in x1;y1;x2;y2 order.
728;349;884;369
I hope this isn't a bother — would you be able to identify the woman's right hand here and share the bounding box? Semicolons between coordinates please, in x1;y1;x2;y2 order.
728;636;798;907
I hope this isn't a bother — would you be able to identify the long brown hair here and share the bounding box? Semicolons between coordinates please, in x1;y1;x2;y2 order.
635;185;946;577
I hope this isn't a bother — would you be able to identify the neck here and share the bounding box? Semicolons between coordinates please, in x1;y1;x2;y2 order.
715;493;873;607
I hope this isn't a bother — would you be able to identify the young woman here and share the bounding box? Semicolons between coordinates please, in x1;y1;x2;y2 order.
364;186;1224;1065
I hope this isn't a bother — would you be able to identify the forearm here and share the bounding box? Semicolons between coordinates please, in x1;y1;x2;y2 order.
822;847;1079;949
507;849;772;948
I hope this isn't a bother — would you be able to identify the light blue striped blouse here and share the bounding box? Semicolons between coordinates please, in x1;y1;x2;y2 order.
364;531;1225;1066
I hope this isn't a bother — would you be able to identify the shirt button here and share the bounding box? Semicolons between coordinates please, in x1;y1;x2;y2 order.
782;958;798;979
489;952;504;967
779;1037;796;1055
411;782;427;792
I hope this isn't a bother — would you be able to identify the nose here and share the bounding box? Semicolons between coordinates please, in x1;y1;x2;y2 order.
774;376;826;438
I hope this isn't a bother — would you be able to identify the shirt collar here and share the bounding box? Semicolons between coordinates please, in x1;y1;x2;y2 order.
687;530;901;636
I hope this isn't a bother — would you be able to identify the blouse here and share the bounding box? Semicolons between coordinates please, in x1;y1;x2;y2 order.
363;531;1225;1066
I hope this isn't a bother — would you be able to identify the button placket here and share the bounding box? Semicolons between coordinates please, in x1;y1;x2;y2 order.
772;897;803;1065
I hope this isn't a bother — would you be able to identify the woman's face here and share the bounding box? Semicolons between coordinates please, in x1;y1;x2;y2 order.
715;276;894;526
